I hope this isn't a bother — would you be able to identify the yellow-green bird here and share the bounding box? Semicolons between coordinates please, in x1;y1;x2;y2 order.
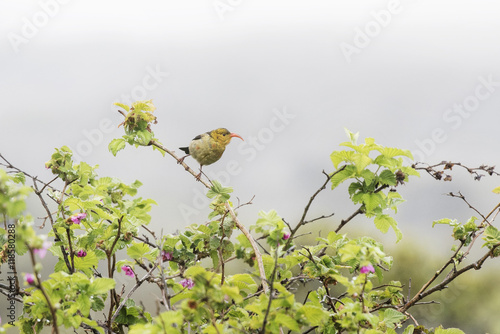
179;128;244;180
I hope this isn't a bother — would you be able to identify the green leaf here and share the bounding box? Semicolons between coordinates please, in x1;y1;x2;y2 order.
344;128;359;145
433;218;458;228
434;327;465;334
301;305;328;326
74;251;99;274
207;180;233;200
339;243;361;262
81;317;104;334
493;186;500;194
275;313;300;332
361;192;384;212
132;99;156;112
402;325;414;334
136;129;153;145
89;277;116;295
483;225;500;248
381;308;406;326
352;153;373;174
109;138;126;156
114;102;130;111
127;242;151;260
331;165;356;189
379;169;397;186
374;214;403;242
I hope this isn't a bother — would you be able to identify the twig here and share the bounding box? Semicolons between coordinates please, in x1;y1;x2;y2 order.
446;191;489;224
28;246;59;334
286;167;346;249
110;265;157;324
399;242;500;312
32;179;73;273
260;246;279;334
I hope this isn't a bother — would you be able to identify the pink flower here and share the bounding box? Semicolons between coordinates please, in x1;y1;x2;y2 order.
180;278;195;290
70;212;87;224
76;250;87;257
360;264;375;274
283;233;291;240
33;241;52;259
122;265;135;277
162;251;173;261
25;273;36;285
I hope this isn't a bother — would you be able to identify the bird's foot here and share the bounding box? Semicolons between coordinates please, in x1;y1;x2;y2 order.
178;155;189;165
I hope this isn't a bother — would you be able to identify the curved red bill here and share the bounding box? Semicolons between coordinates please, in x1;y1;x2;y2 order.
230;133;244;141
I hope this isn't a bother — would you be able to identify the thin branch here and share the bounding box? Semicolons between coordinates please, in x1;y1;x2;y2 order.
286;167;346;249
32;179;73;273
399;242;500;312
28;246;59;334
446;191;489;224
260;246;279;334
110;265;157;324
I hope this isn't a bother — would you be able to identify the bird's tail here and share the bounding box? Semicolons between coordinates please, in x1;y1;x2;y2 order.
179;147;190;154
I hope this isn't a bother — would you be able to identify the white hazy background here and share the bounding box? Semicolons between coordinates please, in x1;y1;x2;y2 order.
1;0;500;330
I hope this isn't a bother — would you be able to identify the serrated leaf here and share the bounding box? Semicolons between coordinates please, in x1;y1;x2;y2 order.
301;305;328;326
432;218;458;227
132;99;156;112
275;313;300;332
352;153;373;174
109;138;126;156
379;169;397;186
361;192;384;212
331;165;356;189
90;277;116;295
382;308;406;326
114;102;130;111
375;214;403;242
127;242;151;260
402;325;414;334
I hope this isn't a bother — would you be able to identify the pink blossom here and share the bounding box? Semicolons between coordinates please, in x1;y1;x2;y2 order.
360;264;375;274
25;273;36;285
122;265;135;277
180;278;195;289
76;250;87;257
33;241;52;259
70;212;87;224
283;233;291;240
162;250;173;261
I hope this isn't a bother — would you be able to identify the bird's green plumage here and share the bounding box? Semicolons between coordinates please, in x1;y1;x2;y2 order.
179;128;241;167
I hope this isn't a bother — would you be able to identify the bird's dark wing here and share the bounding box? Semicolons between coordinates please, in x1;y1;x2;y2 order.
179;147;190;154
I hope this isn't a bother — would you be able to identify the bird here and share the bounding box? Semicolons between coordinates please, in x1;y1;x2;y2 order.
179;128;244;180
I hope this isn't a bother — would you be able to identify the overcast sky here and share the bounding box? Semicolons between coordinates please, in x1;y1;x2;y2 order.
1;0;500;250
